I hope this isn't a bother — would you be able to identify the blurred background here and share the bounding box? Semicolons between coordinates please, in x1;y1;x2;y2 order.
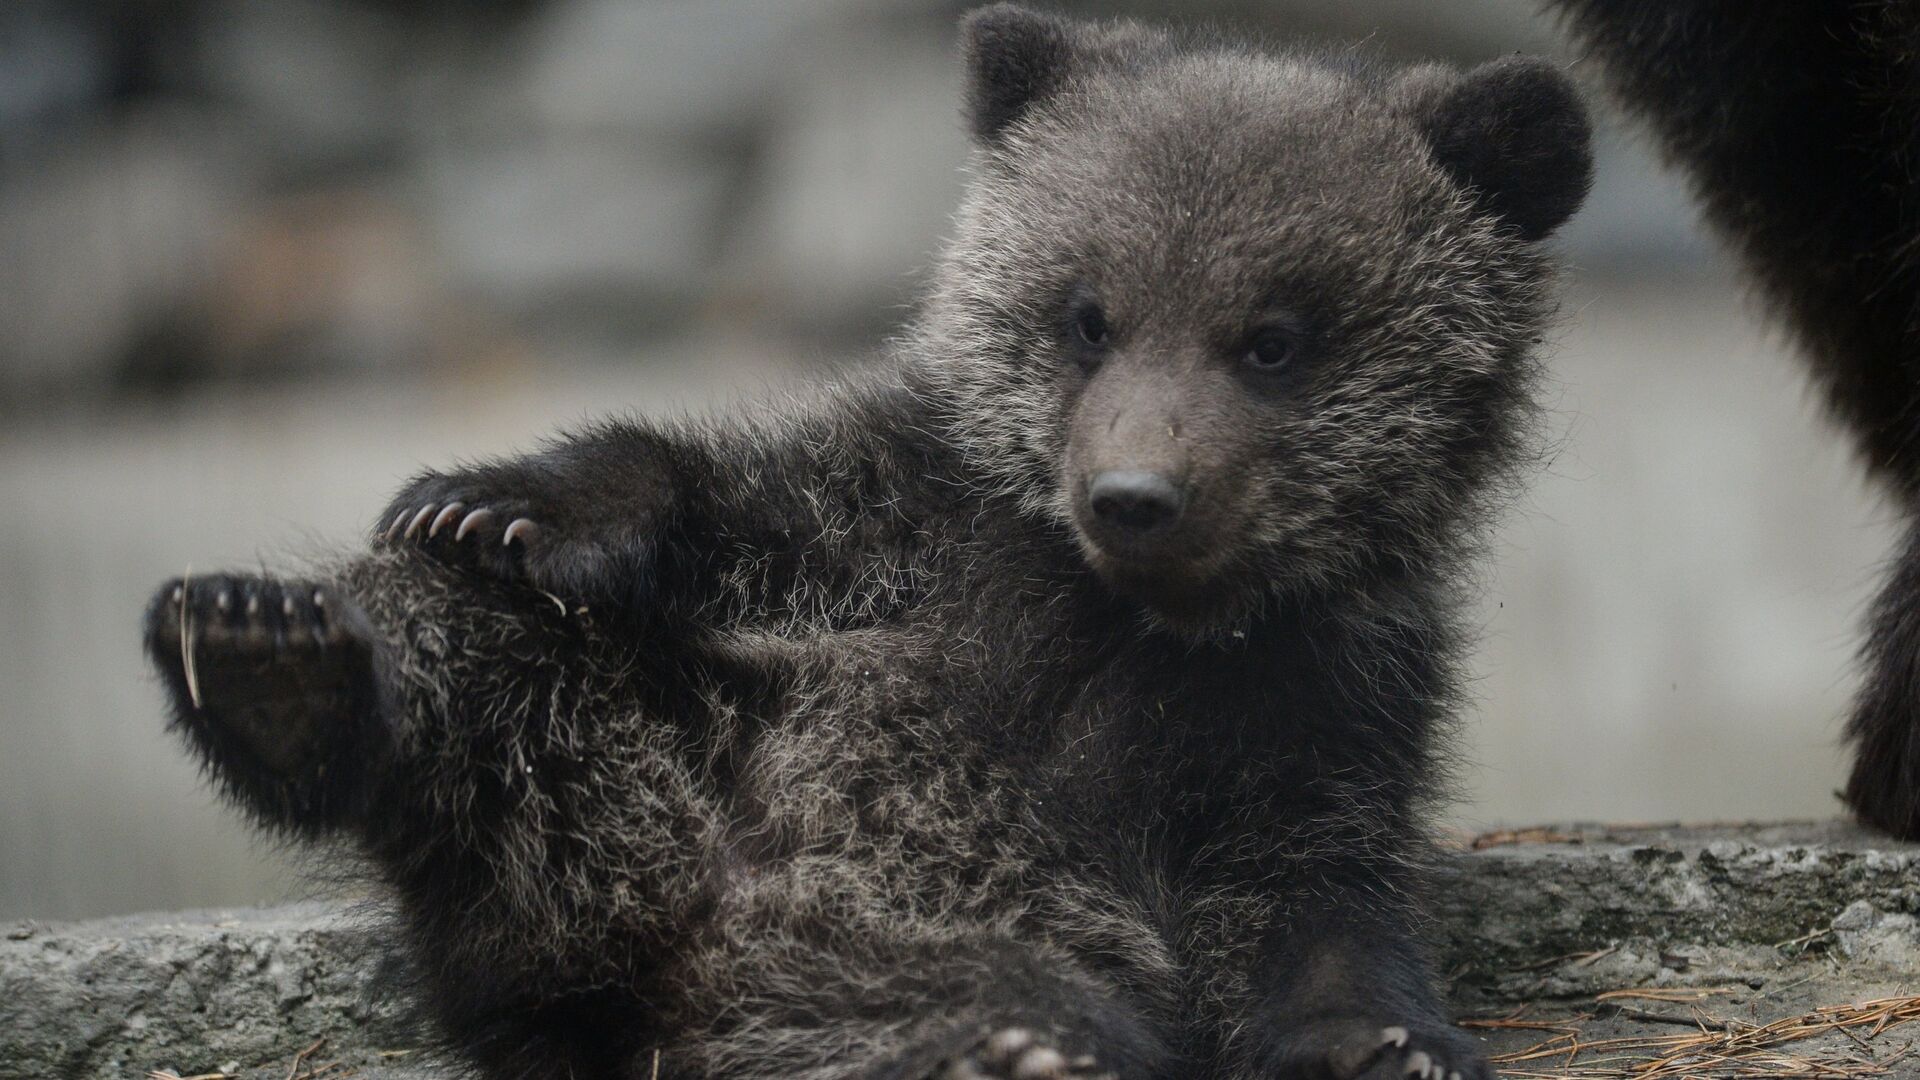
0;0;1895;921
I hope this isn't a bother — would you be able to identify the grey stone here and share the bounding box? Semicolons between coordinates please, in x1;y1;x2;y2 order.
0;902;421;1080
7;822;1918;1079
1438;821;1920;993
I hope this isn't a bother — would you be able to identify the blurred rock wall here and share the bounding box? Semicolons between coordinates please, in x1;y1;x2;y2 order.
0;0;1701;405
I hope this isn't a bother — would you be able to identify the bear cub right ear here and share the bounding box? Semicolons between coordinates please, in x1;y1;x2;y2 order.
1412;57;1594;242
962;3;1080;145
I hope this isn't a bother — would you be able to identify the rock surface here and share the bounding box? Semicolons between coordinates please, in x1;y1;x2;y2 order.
5;822;1916;1079
0;902;424;1080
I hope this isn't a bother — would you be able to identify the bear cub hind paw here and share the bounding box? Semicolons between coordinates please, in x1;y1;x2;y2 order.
937;1028;1113;1080
144;572;378;777
1283;1018;1491;1080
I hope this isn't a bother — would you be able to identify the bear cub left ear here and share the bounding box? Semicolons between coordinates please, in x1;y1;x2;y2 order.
1412;57;1594;242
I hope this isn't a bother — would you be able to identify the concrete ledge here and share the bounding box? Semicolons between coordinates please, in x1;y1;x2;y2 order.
5;822;1917;1079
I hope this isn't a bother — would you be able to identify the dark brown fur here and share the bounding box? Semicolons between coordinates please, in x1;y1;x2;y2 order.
1550;0;1920;839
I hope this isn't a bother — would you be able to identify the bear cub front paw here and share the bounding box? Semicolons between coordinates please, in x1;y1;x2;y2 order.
379;470;544;574
377;465;660;608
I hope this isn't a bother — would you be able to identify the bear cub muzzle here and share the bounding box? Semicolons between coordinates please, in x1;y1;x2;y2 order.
1064;344;1258;611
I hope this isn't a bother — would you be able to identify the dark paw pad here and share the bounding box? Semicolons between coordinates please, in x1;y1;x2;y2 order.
938;1028;1112;1080
145;572;378;781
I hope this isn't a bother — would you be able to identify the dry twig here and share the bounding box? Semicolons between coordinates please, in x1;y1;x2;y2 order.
1481;993;1920;1078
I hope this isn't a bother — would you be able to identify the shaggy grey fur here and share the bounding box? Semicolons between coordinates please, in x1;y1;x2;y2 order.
143;7;1590;1079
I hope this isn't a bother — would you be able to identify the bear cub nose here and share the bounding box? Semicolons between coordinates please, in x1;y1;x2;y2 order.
1088;470;1186;534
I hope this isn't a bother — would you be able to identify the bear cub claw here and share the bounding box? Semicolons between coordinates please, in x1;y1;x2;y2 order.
145;572;377;777
376;470;564;590
383;500;541;550
1290;1018;1490;1080
376;467;657;606
936;1028;1112;1080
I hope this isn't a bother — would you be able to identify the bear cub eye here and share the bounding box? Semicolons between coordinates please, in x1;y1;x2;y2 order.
1240;321;1308;376
1236;309;1313;376
1062;291;1111;373
1074;303;1110;348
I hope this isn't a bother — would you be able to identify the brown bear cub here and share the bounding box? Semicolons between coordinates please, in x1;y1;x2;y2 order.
144;6;1589;1079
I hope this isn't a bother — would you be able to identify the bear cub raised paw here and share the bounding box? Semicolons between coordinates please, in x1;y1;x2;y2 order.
146;5;1588;1079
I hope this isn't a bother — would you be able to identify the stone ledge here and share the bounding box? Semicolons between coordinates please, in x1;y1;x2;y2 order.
0;902;426;1080
1441;821;1920;998
5;822;1916;1079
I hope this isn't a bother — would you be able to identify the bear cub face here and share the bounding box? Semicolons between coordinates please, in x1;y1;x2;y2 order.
924;5;1591;628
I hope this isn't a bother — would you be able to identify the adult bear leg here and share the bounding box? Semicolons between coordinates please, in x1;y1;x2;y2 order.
1548;0;1920;841
1845;515;1920;838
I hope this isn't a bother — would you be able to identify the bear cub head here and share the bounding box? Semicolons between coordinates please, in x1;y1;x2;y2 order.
919;4;1591;630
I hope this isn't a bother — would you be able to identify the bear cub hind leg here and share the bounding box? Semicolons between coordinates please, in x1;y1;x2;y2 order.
144;573;387;832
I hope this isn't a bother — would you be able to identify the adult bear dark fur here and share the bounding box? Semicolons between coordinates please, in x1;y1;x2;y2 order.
143;7;1590;1079
1549;1;1920;840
